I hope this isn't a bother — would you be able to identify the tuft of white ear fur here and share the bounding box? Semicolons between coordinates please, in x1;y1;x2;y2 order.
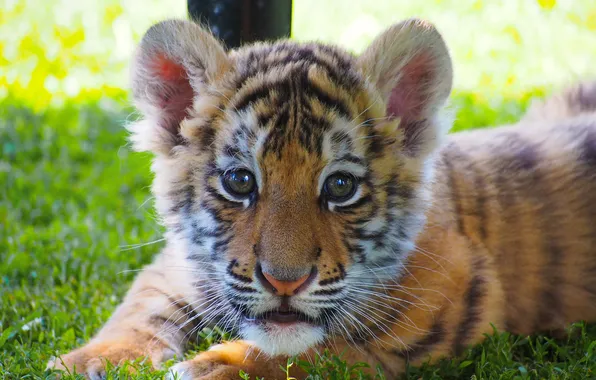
358;19;453;157
128;19;231;155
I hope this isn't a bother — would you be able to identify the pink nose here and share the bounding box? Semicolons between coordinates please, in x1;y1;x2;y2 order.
262;272;310;296
256;264;317;296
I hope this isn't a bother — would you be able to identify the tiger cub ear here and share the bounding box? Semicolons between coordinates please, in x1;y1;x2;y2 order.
129;19;231;154
357;19;453;157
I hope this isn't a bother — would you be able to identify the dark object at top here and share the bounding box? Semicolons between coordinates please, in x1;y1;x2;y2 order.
187;0;293;49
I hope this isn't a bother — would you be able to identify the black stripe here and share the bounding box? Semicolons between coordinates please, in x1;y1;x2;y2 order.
203;162;221;177
228;300;251;315
368;255;399;268
141;286;200;321
335;153;365;165
191;223;227;238
579;124;596;167
383;175;403;233
493;134;558;333
141;288;207;333
256;108;277;128
362;346;403;379
578;126;596;300
227;259;253;283
234;81;290;112
491;146;517;330
450;144;488;241
305;49;360;89
233;123;257;144
303;83;352;120
228;283;257;293
401;120;429;156
318;263;346;286
168;183;194;215
289;73;299;140
533;148;563;331
149;314;196;337
350;226;385;241
351;216;376;226
394;181;411;200
364;133;385;159
312;288;343;296
534;238;562;330
453;254;487;355
334;194;372;213
205;185;244;209
227;271;253;284
576;82;596;111
442;145;465;234
166;297;197;319
190;231;204;247
298;117;326;156
237;45;359;92
198;124;217;150
498;133;539;171
130;327;158;343
315;44;357;78
212;235;232;260
343;237;365;264
330;130;354;152
318;276;343;286
222;144;242;159
396;318;446;362
233;48;357;116
337;263;346;278
273;105;290;132
474;167;488;241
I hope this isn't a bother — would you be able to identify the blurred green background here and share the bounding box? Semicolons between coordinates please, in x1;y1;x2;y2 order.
296;0;595;92
2;0;596;378
2;0;596;108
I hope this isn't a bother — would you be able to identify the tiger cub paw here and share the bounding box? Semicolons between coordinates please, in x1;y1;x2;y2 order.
47;339;177;378
167;360;245;380
167;341;291;380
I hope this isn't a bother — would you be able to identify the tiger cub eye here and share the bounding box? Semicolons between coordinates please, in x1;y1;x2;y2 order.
324;173;357;202
223;169;256;197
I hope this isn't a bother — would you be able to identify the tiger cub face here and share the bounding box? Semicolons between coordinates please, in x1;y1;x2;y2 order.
129;19;453;356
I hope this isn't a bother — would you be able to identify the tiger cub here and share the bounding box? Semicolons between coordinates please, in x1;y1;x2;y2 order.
48;18;596;379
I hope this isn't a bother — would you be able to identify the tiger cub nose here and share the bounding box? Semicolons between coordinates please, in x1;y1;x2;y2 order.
256;264;317;296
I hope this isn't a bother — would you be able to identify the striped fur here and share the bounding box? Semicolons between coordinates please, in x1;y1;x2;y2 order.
48;18;596;380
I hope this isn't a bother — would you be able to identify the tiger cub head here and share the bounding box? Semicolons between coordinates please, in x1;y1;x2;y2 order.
129;18;453;356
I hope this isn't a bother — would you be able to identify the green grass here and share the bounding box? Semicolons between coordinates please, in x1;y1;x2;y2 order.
2;0;596;378
3;90;596;379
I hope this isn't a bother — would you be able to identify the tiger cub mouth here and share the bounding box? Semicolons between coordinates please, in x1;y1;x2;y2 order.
244;298;320;325
245;310;313;324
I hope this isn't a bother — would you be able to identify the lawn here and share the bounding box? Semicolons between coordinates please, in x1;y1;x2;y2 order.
2;0;596;379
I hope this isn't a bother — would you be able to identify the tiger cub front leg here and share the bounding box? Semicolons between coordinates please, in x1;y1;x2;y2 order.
47;255;201;377
167;339;405;380
167;341;297;380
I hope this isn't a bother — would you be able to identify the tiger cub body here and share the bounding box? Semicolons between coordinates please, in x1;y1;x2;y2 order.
47;18;596;379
